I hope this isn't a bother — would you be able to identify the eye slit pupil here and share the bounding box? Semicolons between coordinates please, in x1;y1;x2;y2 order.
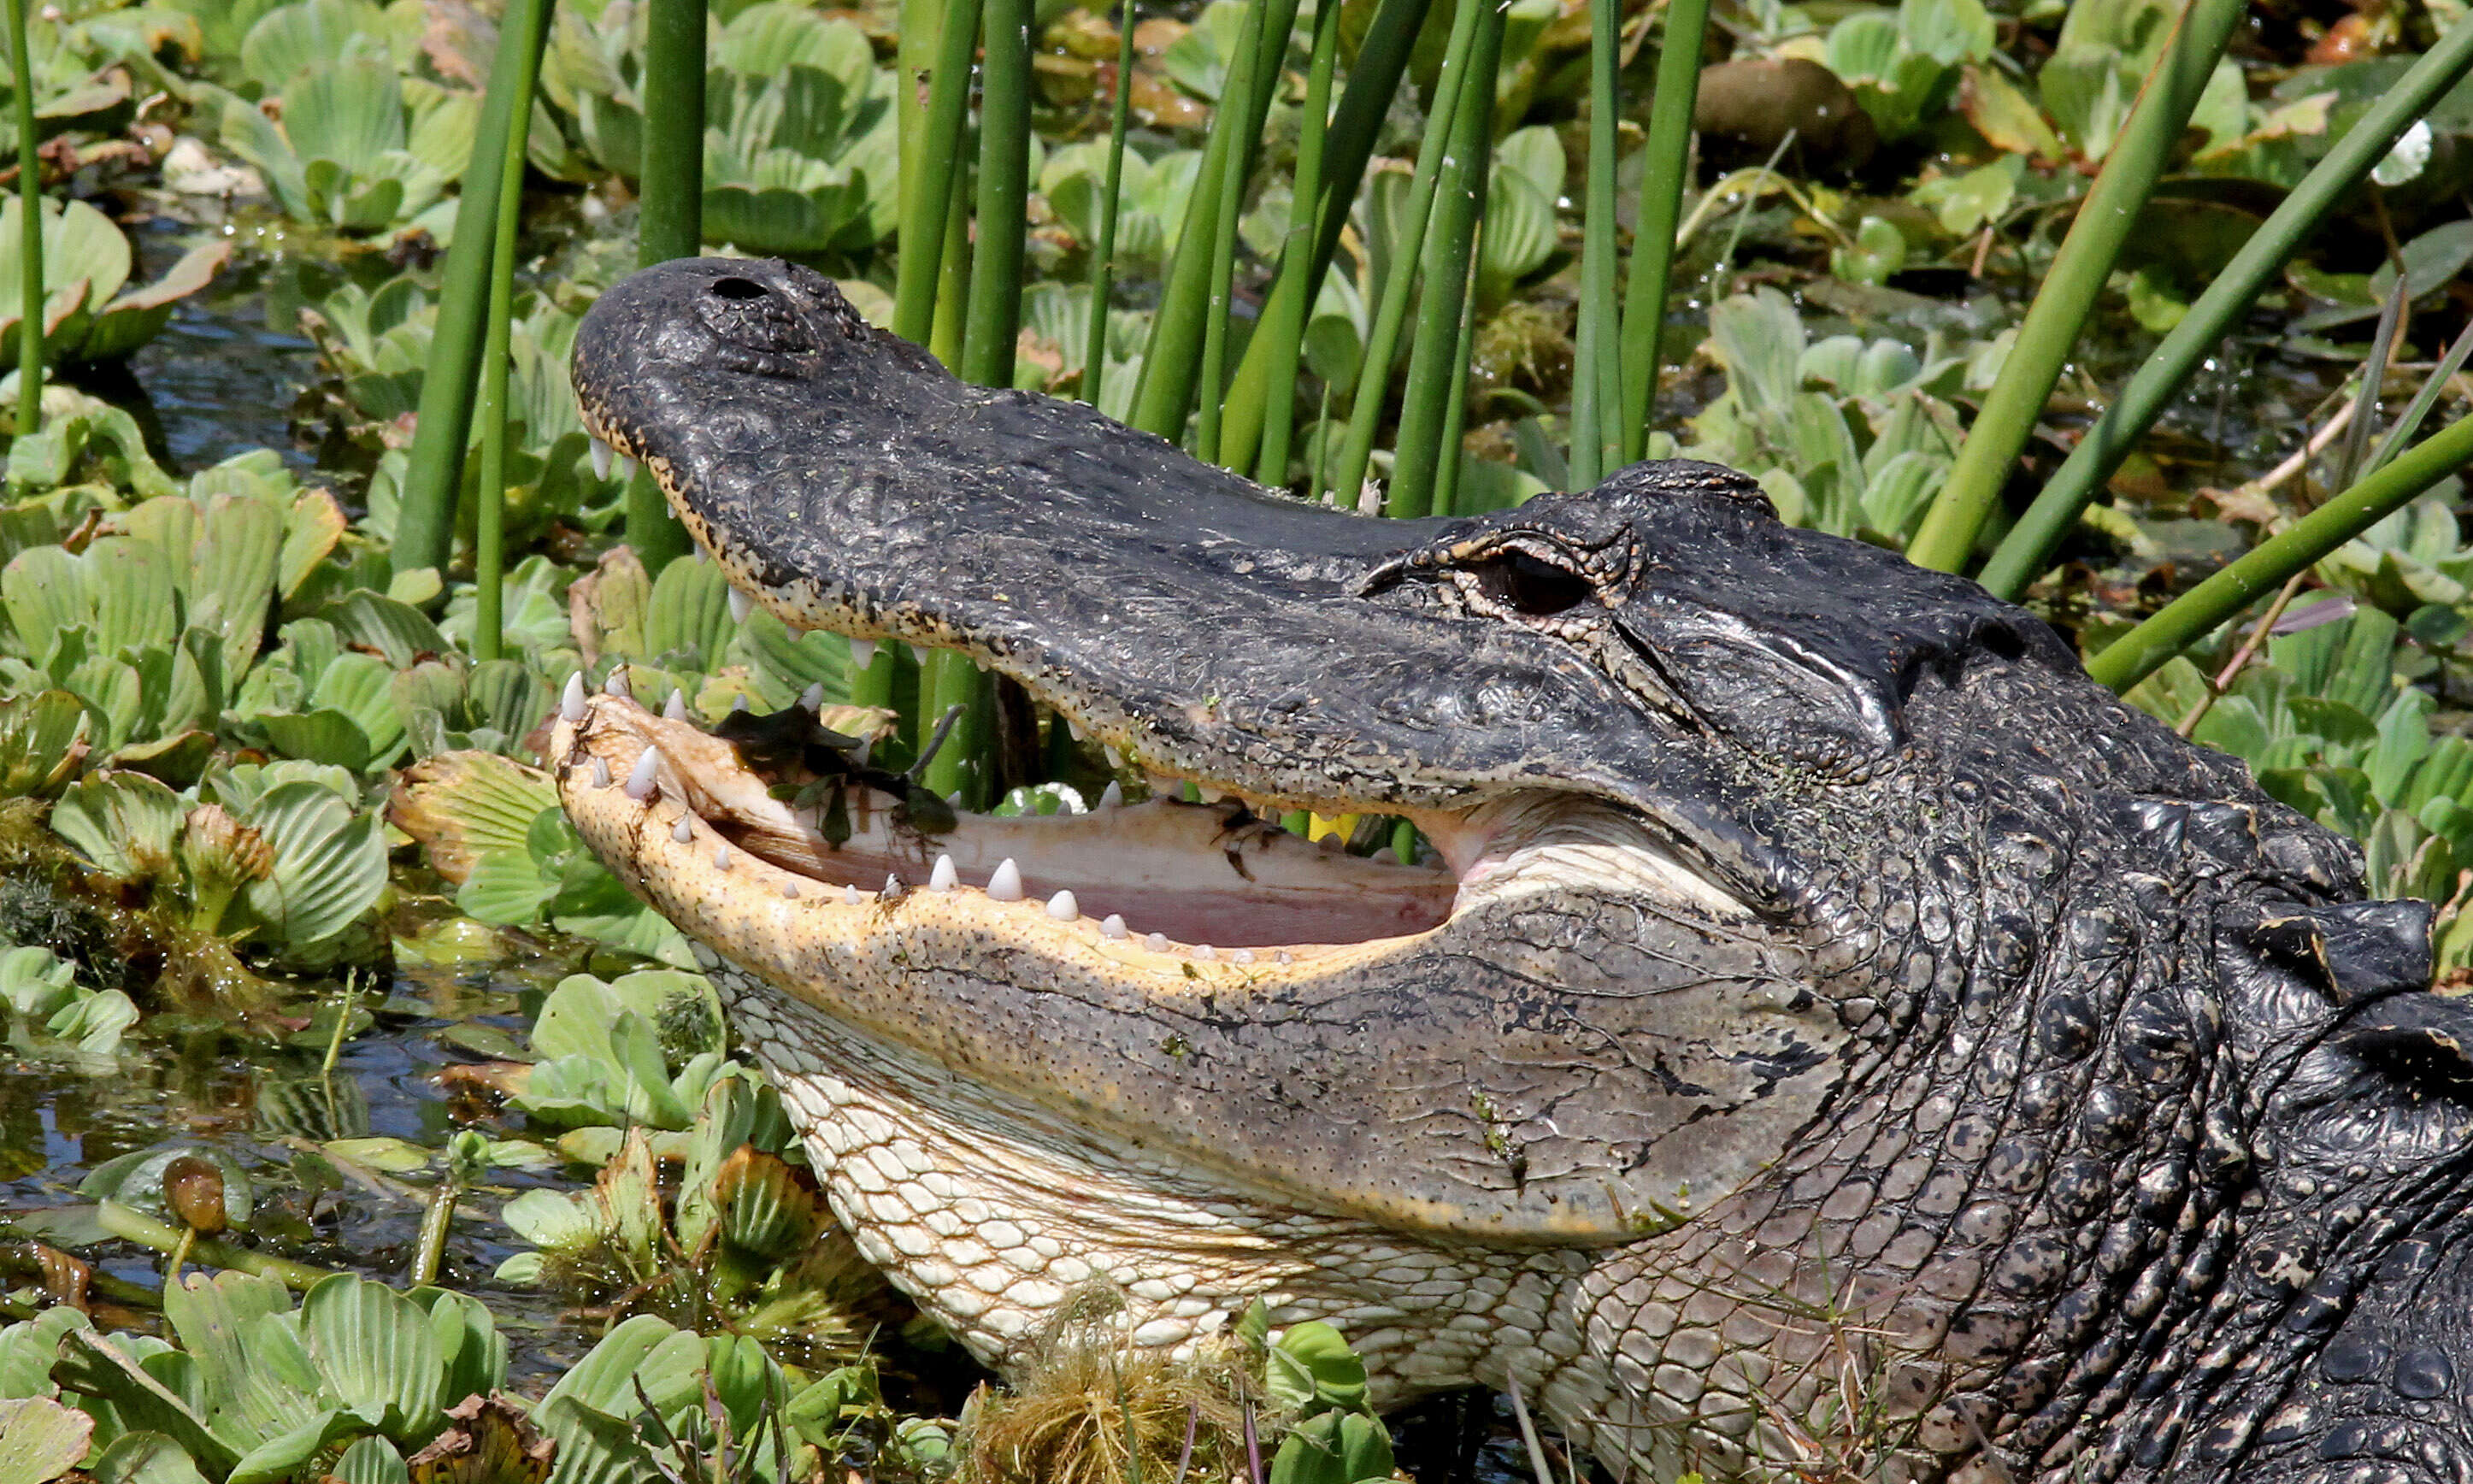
1474;551;1590;616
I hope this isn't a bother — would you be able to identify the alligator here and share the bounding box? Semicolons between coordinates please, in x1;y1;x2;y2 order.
556;256;2473;1482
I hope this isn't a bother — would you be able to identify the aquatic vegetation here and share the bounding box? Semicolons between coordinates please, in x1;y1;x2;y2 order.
0;197;228;366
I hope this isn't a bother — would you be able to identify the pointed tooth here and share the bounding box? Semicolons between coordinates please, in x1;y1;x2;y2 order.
732;694;751;713
663;689;689;721
850;637;878;670
1045;889;1079;922
1232;949;1255;964
946;790;966;808
986;858;1024;902
1275;950;1293;964
560;671;588;722
851;738;873;766
843;884;861;905
1193;944;1215;960
616;454;638;480
882;873;904;900
780;880;799;899
930;855;958;892
714;845;733;871
1145;933;1169;952
694;545;709;562
671;816;693;843
604;668;632;699
1198;786;1228;804
728;588;753;623
1147;774;1181;798
624;748;661;802
1104;744;1124;768
1065;717;1085;742
1098;780;1123;810
590;437;613;480
800;681;826;712
1369;847;1398;865
907;643;928;665
1101;914;1128;939
590;756;612;789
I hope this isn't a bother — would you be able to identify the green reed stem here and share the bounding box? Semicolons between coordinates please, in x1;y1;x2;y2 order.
1328;0;1489;511
1978;15;2473;599
930;158;974;368
961;0;1031;389
1906;0;2247;574
2369;316;2473;477
1219;0;1431;474
97;1201;336;1289
2090;415;2473;693
897;0;986;345
392;3;553;580
627;0;703;571
1195;0;1274;465
1082;0;1139;409
472;0;545;664
1568;0;1622;487
5;0;38;437
1616;0;1707;463
1130;0;1300;443
1249;0;1340;484
1435;256;1479;515
1389;1;1504;520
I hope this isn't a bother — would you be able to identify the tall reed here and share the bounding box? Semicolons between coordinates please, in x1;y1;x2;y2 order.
471;0;556;662
626;0;704;571
4;0;38;437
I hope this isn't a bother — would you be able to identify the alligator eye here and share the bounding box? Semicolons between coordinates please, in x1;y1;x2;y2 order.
1469;551;1591;616
711;276;768;301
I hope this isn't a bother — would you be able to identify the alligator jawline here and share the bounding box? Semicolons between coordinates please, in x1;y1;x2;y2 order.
559;693;1751;962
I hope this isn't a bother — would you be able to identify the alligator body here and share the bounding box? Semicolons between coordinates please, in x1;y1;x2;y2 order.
558;257;2473;1482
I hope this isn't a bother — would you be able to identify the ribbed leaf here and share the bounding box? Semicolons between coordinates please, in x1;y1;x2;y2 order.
235;781;387;951
301;1275;443;1440
51;771;184;882
256;710;374;774
0;1396;91;1484
329;1436;409;1484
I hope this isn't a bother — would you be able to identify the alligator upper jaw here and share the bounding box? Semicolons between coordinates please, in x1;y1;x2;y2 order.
555;692;1750;967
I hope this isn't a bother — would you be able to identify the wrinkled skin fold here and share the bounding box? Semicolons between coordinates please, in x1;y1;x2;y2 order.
561;256;2473;1483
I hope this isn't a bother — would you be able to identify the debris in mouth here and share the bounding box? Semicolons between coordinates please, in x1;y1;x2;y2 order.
558;687;1463;957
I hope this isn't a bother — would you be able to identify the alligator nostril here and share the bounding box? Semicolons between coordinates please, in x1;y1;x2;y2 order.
711;276;768;301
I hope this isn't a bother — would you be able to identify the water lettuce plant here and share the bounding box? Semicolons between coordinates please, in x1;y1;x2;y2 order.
0;197;227;365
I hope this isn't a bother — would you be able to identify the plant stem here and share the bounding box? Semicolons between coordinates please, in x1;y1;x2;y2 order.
409;1173;460;1287
2367;315;2473;477
1390;3;1504;521
1327;0;1490;511
96;1201;335;1290
1617;0;1708;463
897;0;986;345
960;0;1031;390
1216;0;1433;472
473;0;547;665
627;0;702;573
392;2;552;579
1249;0;1340;484
1906;0;2247;574
930;161;974;368
1435;256;1479;514
4;0;38;438
1195;0;1273;464
2088;414;2473;693
1977;15;2473;598
1568;0;1622;487
1081;0;1139;409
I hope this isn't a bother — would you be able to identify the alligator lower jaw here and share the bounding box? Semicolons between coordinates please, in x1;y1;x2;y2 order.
552;694;1751;975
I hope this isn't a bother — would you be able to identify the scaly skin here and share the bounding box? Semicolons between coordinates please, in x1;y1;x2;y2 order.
559;257;2473;1482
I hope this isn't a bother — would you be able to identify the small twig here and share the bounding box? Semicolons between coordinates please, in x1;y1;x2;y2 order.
2178;571;2311;737
1240;1393;1263;1484
1169;1400;1199;1484
1970;222;1995;278
1505;1373;1558;1484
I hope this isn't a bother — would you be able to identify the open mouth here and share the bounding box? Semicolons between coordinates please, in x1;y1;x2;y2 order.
551;677;1748;972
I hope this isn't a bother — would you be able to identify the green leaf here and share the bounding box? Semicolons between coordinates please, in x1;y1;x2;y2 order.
85;1432;212;1484
1267;1409;1393;1484
51;770;184;882
0;1396;92;1484
49;1330;238;1476
328;1435;409;1484
233;781;388;953
300;1275;444;1440
1264;1322;1369;1414
255;710;374;774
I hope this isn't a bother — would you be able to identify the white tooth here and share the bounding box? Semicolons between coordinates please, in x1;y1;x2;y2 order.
1275;950;1293;964
1066;717;1085;742
781;880;799;899
1198;786;1228;804
1101;914;1128;939
605;668;631;699
1104;744;1124;768
590;756;612;788
1232;949;1255;964
624;748;661;802
1098;780;1123;810
1145;933;1169;952
930;855;958;892
663;689;689;721
1147;774;1181;798
714;845;732;871
671;816;693;843
850;637;878;670
800;681;826;712
882;873;903;898
843;884;860;905
908;644;928;665
561;671;587;722
946;790;966;808
1194;945;1216;961
1045;889;1079;922
616;454;638;480
732;694;751;713
728;589;753;623
986;858;1023;902
590;437;613;480
851;739;873;766
694;545;708;562
1369;847;1398;865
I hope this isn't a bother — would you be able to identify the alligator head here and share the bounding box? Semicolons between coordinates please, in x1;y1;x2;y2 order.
560;256;2473;1482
